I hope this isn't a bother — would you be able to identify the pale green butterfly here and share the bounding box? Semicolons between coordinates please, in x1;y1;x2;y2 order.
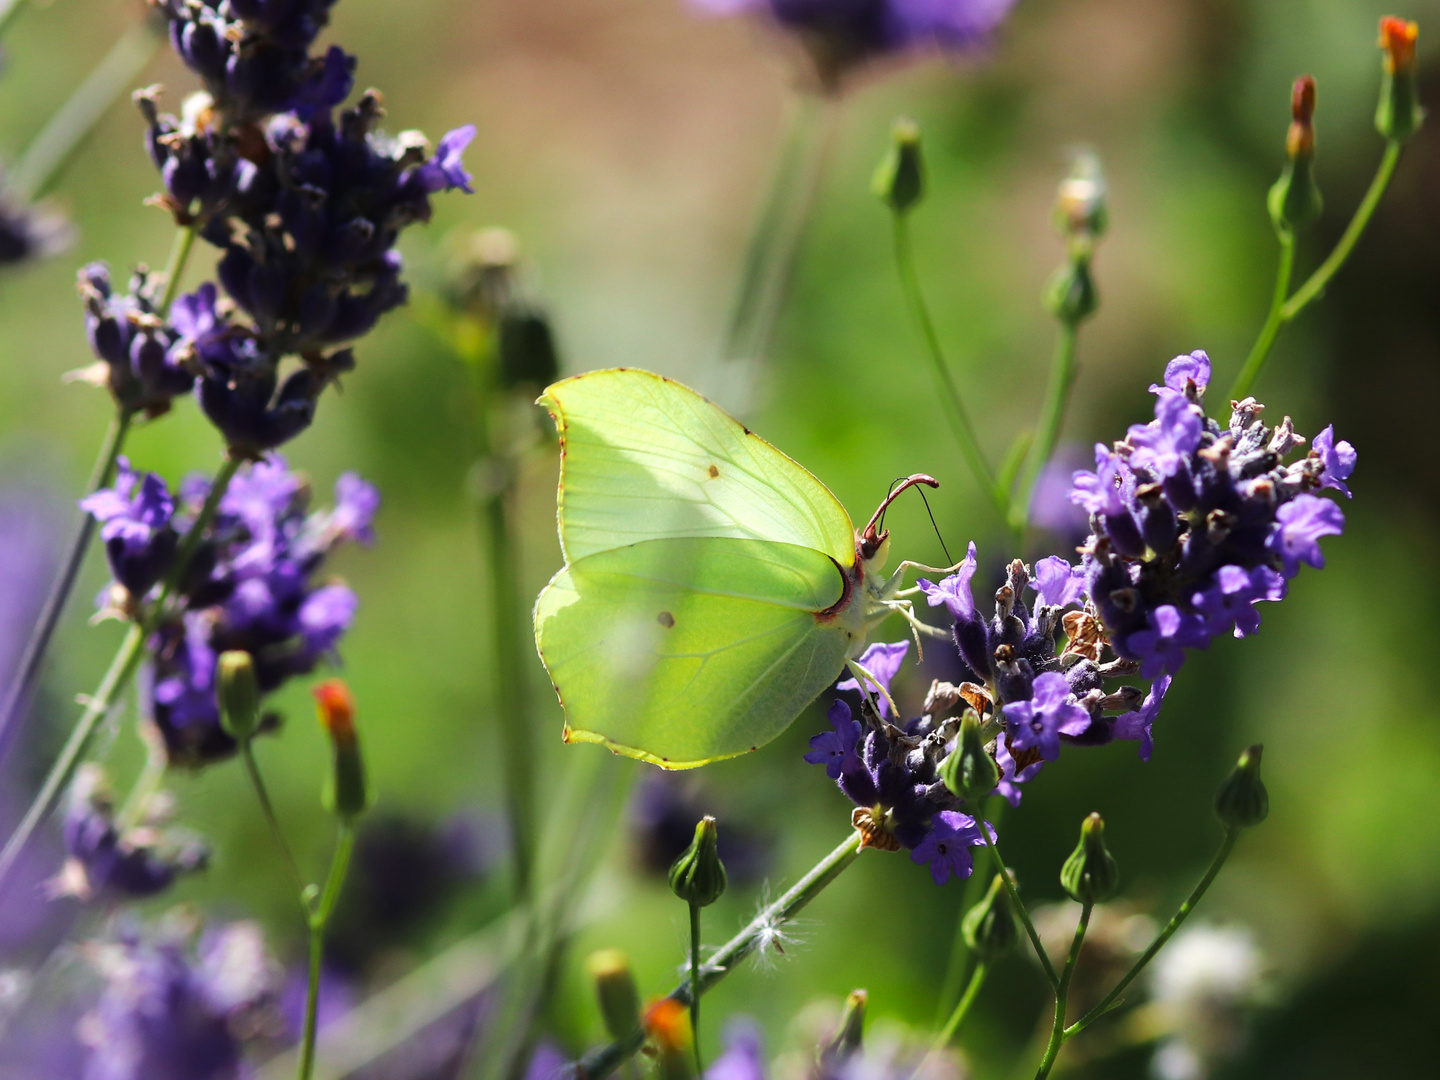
533;368;955;769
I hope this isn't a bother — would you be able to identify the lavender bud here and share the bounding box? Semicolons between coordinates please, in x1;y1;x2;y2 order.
962;872;1020;961
1060;812;1119;904
940;711;998;809
668;816;726;908
1214;744;1269;830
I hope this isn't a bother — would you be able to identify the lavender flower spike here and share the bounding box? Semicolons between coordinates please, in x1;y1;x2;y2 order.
80;458;179;598
1003;671;1091;761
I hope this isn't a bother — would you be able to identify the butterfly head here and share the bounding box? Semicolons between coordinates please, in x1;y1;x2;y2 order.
858;474;940;569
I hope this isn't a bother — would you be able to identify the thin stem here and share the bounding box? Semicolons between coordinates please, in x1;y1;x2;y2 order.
8;18;165;201
240;742;309;903
1033;902;1092;1080
1065;828;1240;1039
299;824;356;1080
934;961;989;1051
891;213;1011;531
0;408;132;766
0;456;241;893
721;93;836;366
573;831;864;1080
689;903;703;1075
115;713;168;832
158;224;200;314
1226;232;1295;406
934;796;1006;1023
976;819;1059;989
1011;324;1079;534
1227;141;1402;403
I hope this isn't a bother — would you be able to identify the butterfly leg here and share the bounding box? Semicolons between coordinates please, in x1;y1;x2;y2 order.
844;658;902;721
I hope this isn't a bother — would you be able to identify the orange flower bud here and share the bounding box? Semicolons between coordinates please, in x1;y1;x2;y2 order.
1286;76;1317;160
1379;16;1418;75
313;679;356;746
644;997;692;1053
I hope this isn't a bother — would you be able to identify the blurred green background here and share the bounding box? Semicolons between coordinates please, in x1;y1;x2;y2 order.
2;0;1439;1077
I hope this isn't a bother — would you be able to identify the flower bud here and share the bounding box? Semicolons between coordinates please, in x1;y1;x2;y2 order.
217;650;260;744
819;988;867;1067
1055;153;1107;239
1376;17;1423;141
314;680;370;822
940;711;999;808
644;998;694;1080
668;816;727;908
1268;76;1323;233
498;307;560;390
1044;255;1097;326
1214;744;1269;830
586;949;642;1042
1060;812;1119;904
872;117;925;214
962;872;1020;962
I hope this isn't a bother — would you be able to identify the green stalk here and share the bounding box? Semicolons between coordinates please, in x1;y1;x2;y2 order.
933;961;989;1051
1011;324;1079;534
1065;828;1240;1039
0;408;132;762
934;796;1006;1022
8;17;165;201
575;831;864;1080
1033;902;1092;1080
1226;232;1294;406
891;213;1011;531
976;817;1059;989
689;903;703;1074
1227;141;1402;403
240;741;309;903
299;824;356;1080
0;455;241;891
158;224;200;314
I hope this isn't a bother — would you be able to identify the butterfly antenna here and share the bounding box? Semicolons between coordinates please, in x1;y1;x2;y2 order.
914;486;953;566
863;474;940;541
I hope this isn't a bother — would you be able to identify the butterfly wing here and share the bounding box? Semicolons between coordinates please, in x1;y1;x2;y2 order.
534;536;855;768
539;368;857;567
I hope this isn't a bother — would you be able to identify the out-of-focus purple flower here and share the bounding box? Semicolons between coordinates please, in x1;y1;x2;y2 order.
689;0;1020;85
0;185;71;267
411;125;477;194
279;964;355;1042
76;263;196;416
836;640;909;716
81;919;278;1080
706;1019;766;1080
805;699;864;778
53;765;207;902
1030;556;1086;609
327;474;381;545
1311;425;1356;499
80;458;178;598
524;1041;571;1080
911;810;987;885
630;775;773;887
1028;444;1091;546
918;541;977;621
1269;494;1344;578
1112;675;1170;762
1004;672;1091;761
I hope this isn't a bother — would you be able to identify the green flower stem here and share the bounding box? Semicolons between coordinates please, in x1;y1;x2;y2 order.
158;224;200;314
1228;140;1402;403
1011;324;1079;534
574;830;864;1080
976;817;1060;990
240;741;309;903
891;213;1012;532
0;408;133;761
1065;827;1239;1039
721;93;837;366
1033;901;1092;1080
1226;232;1294;407
299;823;356;1080
8;17;165;201
689;902;704;1075
933;961;989;1051
115;711;168;832
934;796;1006;1023
0;455;241;892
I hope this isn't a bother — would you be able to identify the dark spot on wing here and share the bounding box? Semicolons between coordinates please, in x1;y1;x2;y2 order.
707;464;719;479
657;611;675;628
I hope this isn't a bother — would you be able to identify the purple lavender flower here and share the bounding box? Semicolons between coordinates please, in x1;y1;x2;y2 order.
524;1042;572;1080
690;0;1020;85
1312;425;1356;499
805;699;865;778
0;185;70;267
1027;444;1091;546
917;541;977;621
1003;671;1091;761
80;458;178;598
1112;675;1170;761
1269;494;1345;578
994;730;1043;807
81;920;277;1080
836;639;909;716
1149;349;1211;401
1192;564;1286;639
76;264;196;416
707;1020;766;1080
911;809;987;885
1030;555;1086;609
411;125;478;194
1122;605;1209;680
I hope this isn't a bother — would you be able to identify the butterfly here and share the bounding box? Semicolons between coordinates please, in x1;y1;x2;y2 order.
533;368;954;768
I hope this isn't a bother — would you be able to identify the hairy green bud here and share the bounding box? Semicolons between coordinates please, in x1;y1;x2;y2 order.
940;711;999;808
962;872;1020;962
669;816;727;908
1060;812;1119;904
1214;744;1270;830
872;117;925;214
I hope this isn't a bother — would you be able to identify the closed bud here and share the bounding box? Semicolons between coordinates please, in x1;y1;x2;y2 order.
819;988;866;1067
1060;812;1119;904
668;816;727;908
1376;17;1423;141
217;650;260;743
940;711;999;808
314;680;370;822
1214;744;1269;830
498;307;560;390
1044;255;1097;326
962;872;1020;962
1055;153;1107;239
872;118;925;214
1268;76;1323;233
644;998;694;1080
587;949;642;1042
